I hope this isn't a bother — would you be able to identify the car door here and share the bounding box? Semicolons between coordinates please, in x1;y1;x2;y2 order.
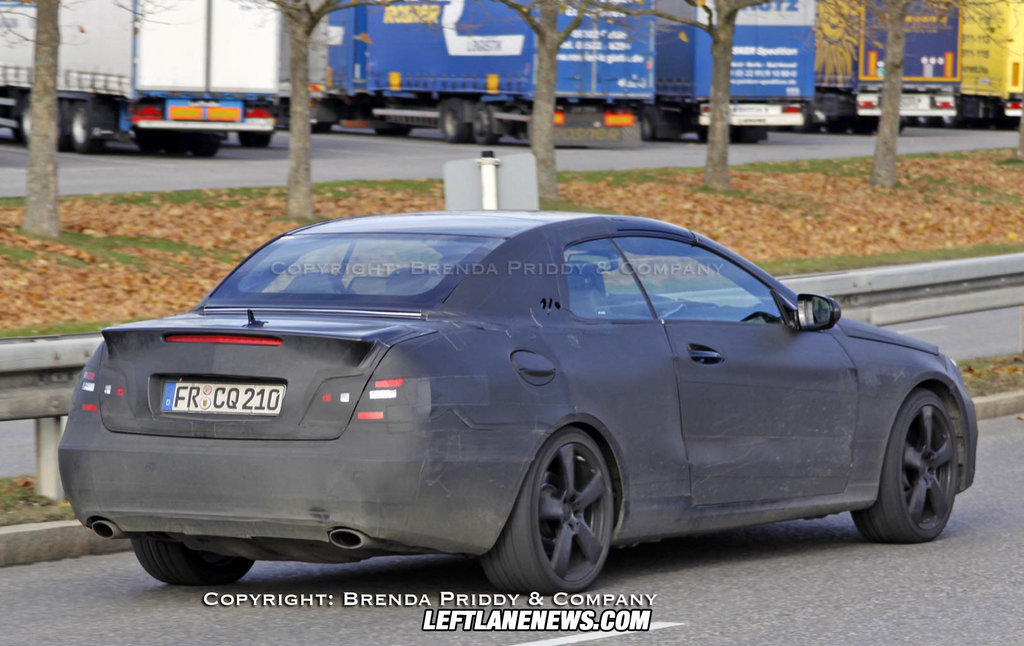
548;238;692;511
614;236;859;507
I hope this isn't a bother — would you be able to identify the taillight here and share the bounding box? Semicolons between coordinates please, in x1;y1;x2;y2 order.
165;334;282;346
700;104;711;114
368;378;402;401
553;110;565;125
131;104;163;123
1008;101;1022;110
858;100;877;109
934;100;954;109
245;107;273;119
604;111;635;127
356;377;406;420
783;105;803;114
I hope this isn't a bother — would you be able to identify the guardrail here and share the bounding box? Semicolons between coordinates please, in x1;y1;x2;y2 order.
0;335;102;499
783;252;1024;325
1;252;1023;499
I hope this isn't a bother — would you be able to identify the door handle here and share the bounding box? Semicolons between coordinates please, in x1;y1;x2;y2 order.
510;350;557;385
687;344;723;365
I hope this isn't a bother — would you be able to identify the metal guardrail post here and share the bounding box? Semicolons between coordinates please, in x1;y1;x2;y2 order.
35;416;65;501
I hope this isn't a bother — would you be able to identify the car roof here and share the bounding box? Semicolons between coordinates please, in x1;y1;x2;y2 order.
292;211;693;239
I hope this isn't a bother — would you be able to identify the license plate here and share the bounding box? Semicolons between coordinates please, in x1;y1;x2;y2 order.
161;381;285;416
901;96;928;110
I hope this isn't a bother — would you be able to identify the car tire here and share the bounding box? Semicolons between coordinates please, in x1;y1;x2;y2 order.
852;389;959;543
482;427;614;593
238;132;273;148
132;537;254;585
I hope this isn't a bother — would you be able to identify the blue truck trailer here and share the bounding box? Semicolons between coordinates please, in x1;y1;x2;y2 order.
298;0;654;146
646;0;817;142
813;0;960;132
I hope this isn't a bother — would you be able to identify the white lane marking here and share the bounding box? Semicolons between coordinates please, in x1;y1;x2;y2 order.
508;621;685;646
894;325;946;335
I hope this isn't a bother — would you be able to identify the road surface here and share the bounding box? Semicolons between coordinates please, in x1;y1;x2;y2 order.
0;415;1020;646
0;126;1018;197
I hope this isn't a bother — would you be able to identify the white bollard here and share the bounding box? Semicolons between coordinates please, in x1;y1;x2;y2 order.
476;151;502;210
35;416;65;501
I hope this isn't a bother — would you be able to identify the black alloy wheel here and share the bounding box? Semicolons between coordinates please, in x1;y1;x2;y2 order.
853;389;959;543
482;427;613;593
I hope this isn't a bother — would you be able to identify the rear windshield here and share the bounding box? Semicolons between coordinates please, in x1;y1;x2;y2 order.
206;233;503;310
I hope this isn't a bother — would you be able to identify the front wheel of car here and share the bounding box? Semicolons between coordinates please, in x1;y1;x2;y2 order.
131;537;254;585
482;427;614;593
852;389;959;543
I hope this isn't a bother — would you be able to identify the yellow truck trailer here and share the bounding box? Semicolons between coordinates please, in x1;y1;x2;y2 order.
960;0;1024;123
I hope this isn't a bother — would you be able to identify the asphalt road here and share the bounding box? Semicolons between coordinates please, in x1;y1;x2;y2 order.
0;126;1018;197
0;414;1020;646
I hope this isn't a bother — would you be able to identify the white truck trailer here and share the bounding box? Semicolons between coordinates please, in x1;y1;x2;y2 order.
0;0;279;156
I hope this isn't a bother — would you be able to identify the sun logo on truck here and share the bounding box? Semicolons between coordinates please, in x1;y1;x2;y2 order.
815;0;860;85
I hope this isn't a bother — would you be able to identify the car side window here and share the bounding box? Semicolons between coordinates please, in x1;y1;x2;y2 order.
563;239;653;320
614;237;782;324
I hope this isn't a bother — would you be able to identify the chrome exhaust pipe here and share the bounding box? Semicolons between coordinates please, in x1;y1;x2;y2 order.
90;519;125;540
328;528;368;549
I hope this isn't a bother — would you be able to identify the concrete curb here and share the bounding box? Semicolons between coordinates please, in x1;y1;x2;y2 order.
974;390;1024;421
0;520;128;567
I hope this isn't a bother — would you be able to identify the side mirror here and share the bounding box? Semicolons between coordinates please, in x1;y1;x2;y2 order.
796;294;841;331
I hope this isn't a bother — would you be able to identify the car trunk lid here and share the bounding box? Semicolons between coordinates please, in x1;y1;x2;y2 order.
96;312;433;440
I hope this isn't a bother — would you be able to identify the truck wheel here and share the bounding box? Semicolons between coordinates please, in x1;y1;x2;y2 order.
696;126;708;143
163;136;189;155
71;103;106;154
187;133;221;157
824;119;850;134
852;117;879;134
134;130;164;154
639;105;659;141
373;124;412;136
132;537;254;586
481;427;614;593
56;100;74;152
17;108;31;144
852;389;958;543
472;103;500;145
730;126;767;144
16;102;72;150
238;132;273;148
439;99;472;144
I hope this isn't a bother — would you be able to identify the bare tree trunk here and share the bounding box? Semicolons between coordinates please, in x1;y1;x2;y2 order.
22;0;60;237
286;12;313;219
870;0;909;188
1017;110;1024;161
532;1;560;202
705;8;736;191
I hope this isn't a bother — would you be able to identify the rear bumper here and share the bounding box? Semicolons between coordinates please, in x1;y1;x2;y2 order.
59;415;542;557
698;103;806;127
135;119;275;132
